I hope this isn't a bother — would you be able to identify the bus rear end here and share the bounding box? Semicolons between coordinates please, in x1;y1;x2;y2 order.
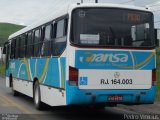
66;5;156;106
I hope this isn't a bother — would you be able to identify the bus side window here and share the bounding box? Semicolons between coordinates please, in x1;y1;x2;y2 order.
24;33;28;57
19;36;22;58
41;24;52;56
20;34;26;58
15;37;20;59
6;44;10;69
10;39;15;59
33;29;41;57
64;18;68;36
18;36;21;58
52;18;68;56
26;32;33;58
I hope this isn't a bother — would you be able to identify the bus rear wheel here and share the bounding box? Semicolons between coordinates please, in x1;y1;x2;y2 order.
33;81;43;110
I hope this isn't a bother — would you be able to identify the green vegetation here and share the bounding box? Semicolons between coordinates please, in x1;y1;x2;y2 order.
157;70;160;101
156;49;160;101
0;63;5;76
0;23;25;46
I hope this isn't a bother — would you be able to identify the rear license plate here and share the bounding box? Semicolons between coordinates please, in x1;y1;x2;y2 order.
108;95;123;101
79;70;151;90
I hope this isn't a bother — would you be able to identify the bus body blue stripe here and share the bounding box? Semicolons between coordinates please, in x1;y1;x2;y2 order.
7;57;66;89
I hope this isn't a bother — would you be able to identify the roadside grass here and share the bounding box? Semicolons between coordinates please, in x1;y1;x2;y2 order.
0;63;5;77
157;70;160;101
156;49;160;101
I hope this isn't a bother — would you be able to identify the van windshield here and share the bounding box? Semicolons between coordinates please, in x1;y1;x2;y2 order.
71;8;155;47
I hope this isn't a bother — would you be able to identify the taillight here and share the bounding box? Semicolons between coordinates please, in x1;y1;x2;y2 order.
152;69;156;86
69;66;78;86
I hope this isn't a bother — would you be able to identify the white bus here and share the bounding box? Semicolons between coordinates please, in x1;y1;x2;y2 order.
5;3;156;110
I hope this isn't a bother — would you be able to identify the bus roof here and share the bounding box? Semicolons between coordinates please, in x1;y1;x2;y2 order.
8;3;151;40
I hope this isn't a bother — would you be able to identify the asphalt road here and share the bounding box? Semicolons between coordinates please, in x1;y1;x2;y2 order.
0;77;159;120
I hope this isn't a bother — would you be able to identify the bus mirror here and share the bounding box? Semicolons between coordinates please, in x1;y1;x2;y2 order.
154;29;160;47
3;42;7;54
3;46;6;54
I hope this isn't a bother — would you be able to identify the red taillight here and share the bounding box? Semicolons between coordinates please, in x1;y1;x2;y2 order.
152;69;156;86
152;69;156;81
69;66;78;86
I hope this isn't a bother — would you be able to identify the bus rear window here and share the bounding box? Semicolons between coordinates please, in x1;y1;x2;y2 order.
71;8;155;48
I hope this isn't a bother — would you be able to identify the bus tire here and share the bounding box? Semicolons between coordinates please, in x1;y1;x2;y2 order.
94;104;106;109
11;77;19;96
33;81;43;110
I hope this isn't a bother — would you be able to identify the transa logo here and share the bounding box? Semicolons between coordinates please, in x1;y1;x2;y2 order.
80;52;128;63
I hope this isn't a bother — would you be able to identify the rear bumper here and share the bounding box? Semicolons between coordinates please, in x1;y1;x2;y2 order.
66;82;156;105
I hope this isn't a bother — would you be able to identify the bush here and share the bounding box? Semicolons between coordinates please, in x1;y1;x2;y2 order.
0;63;5;76
156;49;160;101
